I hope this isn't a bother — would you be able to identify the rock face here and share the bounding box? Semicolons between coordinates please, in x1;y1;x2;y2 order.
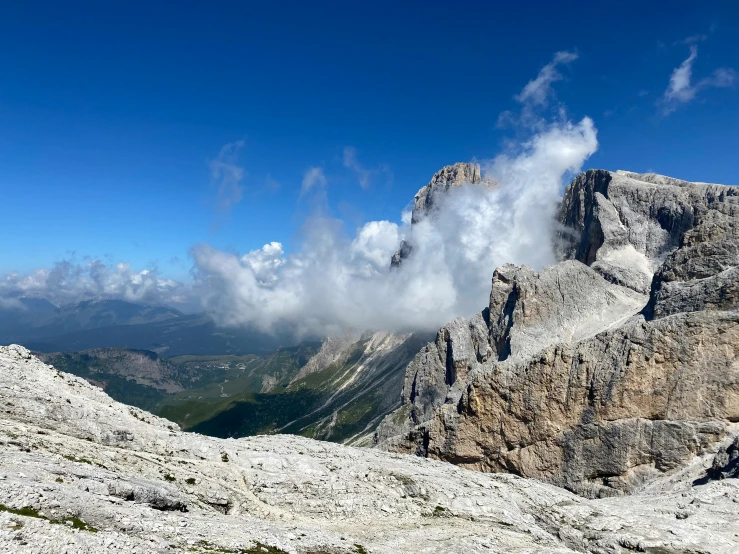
558;169;736;294
705;436;739;481
290;333;363;383
391;162;495;267
3;344;739;553
377;169;739;498
286;331;435;445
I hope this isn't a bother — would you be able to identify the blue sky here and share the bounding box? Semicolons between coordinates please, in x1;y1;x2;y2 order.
0;0;737;284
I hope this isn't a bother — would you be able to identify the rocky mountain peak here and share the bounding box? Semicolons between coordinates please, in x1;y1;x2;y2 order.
411;162;493;224
557;168;736;294
377;168;739;499
3;166;739;551
392;162;495;267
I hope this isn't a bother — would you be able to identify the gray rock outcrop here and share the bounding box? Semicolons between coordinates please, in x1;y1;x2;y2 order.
705;436;739;481
282;331;433;445
290;332;363;383
557;169;736;294
377;169;739;498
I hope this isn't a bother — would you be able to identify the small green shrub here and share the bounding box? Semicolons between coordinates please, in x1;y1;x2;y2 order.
0;504;97;532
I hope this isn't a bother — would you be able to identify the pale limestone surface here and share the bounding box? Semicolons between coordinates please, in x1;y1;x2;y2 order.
2;344;739;553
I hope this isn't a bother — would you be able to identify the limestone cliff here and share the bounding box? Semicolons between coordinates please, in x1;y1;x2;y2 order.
376;170;739;497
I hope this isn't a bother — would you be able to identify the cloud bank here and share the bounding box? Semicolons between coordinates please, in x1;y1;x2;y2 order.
0;259;189;308
1;53;598;339
192;117;597;336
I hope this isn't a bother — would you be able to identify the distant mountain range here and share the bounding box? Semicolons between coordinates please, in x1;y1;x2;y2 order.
0;297;292;356
0;297;182;336
3;296;428;445
34;330;429;446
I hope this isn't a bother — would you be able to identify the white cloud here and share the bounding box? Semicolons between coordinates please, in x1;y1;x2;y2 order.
350;221;401;272
0;259;190;307
210;141;245;211
343;146;372;189
301;167;327;195
516;51;578;106
0;297;23;309
661;46;736;114
342;146;392;190
704;67;737;88
190;54;598;337
680;34;708;45
241;242;286;285
665;46;699;104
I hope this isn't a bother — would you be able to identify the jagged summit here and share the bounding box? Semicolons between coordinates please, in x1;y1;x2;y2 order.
411;162;495;224
558;168;738;294
392;162;495;267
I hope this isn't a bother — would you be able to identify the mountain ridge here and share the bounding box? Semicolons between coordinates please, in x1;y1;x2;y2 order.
376;168;739;498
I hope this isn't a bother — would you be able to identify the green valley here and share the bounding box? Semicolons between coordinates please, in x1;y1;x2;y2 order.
34;331;430;445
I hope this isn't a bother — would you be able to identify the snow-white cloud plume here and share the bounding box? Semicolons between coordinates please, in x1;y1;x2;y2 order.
516;51;578;106
190;54;598;336
241;242;286;286
210;141;245;211
661;46;736;114
2;53;598;339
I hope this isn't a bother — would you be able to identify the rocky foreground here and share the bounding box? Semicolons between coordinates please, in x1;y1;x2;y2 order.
1;343;739;553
